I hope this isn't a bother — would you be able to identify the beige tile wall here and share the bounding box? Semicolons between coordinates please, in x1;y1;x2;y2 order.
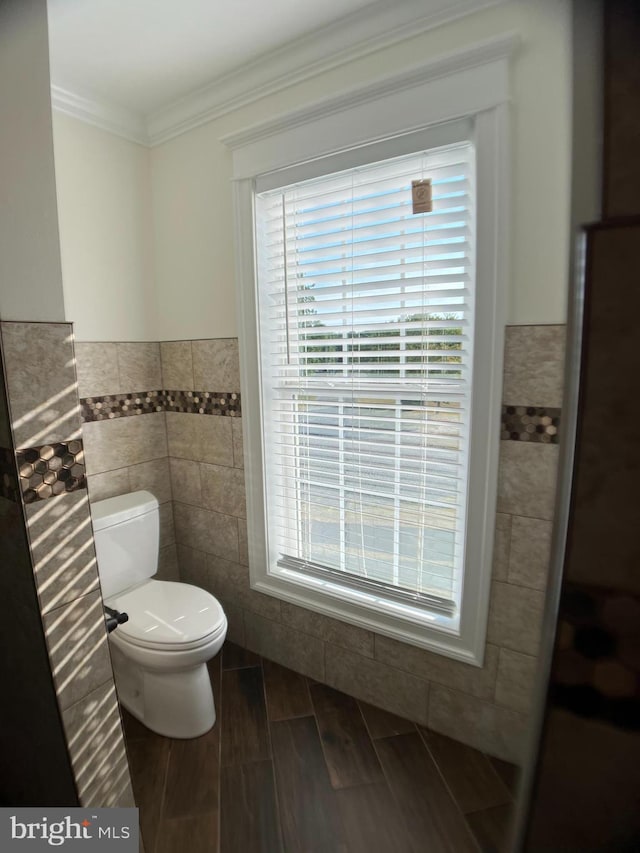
170;326;566;764
74;329;564;764
75;341;178;582
0;321;134;807
1;323;82;448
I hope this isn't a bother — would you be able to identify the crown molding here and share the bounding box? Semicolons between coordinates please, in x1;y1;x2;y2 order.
51;85;149;146
50;0;509;149
221;32;520;153
146;0;508;146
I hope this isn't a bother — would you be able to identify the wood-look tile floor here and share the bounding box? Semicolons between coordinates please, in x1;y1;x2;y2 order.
123;643;519;853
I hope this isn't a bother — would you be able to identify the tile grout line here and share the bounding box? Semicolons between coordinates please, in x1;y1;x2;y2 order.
114;344;123;396
260;654;286;853
380;727;483;853
419;726;517;848
301;674;314;722
154;731;173;853
305;686;350;844
308;684;342;793
355;698;378;744
415;726;488;852
367;727;422;848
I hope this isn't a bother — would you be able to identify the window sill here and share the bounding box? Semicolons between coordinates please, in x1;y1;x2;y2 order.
252;566;485;666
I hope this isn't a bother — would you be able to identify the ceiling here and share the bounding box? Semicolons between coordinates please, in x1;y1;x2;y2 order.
47;0;384;115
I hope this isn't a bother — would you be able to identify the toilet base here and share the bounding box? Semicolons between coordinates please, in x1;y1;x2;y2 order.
111;645;216;739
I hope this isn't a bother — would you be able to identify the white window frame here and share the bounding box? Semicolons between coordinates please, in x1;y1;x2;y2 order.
224;34;516;665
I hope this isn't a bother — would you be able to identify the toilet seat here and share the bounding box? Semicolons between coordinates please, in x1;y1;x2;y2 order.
106;579;226;652
114;618;227;653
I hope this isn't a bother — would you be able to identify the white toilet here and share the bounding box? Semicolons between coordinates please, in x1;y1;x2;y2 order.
90;490;227;739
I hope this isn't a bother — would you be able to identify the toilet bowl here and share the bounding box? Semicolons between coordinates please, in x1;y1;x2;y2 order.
91;490;227;738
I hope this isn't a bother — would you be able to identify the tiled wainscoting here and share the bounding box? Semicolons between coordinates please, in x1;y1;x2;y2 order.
0;321;134;807
75;341;179;584
75;325;565;764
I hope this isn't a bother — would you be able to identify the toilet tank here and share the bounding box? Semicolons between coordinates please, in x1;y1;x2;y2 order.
91;490;160;599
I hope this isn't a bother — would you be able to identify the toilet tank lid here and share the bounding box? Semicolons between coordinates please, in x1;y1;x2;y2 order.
91;490;159;532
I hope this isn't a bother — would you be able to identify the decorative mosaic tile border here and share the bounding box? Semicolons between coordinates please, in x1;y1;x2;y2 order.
501;406;561;443
16;440;87;503
0;445;20;503
80;394;557;445
80;389;241;422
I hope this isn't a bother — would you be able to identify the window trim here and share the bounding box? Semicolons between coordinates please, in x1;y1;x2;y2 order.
226;36;514;666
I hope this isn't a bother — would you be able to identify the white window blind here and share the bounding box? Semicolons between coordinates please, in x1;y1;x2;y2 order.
255;142;475;616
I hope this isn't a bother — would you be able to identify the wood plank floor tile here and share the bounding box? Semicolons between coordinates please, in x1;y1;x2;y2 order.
374;732;478;853
155;812;218;853
127;734;170;853
163;727;220;819
220;760;282;853
488;757;520;797
220;666;271;767
358;701;416;740
263;659;312;721
308;683;354;715
336;783;413;853
466;803;514;853
270;716;346;853
127;658;519;853
419;728;511;814
222;641;261;670
310;684;384;789
121;708;155;741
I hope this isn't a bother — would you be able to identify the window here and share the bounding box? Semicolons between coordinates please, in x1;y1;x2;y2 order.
255;143;474;620
226;39;512;663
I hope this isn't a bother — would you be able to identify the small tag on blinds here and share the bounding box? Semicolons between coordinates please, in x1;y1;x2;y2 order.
411;178;432;214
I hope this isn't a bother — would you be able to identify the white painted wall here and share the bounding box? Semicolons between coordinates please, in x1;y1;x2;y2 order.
52;0;573;341
151;0;572;340
53;113;156;341
150;122;235;342
0;0;66;322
